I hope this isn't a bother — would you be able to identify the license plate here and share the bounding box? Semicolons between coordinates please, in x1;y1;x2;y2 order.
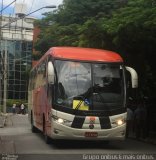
85;132;98;137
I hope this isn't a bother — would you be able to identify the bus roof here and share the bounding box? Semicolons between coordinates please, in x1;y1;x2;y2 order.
49;47;123;62
33;47;124;69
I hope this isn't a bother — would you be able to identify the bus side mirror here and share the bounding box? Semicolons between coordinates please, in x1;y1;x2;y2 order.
48;61;54;84
126;66;138;88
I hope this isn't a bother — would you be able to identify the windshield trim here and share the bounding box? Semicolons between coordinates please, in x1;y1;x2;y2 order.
53;59;126;113
54;57;123;64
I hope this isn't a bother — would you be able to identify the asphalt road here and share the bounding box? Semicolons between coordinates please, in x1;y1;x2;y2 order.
0;114;156;160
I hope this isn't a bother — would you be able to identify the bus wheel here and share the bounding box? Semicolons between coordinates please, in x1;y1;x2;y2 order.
43;116;51;144
31;113;38;133
103;140;110;145
45;134;51;144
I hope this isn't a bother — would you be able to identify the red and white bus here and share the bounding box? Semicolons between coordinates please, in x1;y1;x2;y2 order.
28;47;138;143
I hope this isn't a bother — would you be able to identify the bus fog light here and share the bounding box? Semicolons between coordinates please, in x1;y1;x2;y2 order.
54;129;59;134
121;131;125;135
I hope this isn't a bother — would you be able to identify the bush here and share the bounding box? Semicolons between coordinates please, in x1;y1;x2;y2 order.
0;105;2;112
6;99;28;113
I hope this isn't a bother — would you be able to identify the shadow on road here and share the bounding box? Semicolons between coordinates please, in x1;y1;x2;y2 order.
51;140;121;150
35;131;123;150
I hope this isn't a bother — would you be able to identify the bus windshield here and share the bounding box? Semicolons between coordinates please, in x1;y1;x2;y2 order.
54;60;125;111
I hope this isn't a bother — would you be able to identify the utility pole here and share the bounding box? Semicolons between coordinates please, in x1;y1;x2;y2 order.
3;40;7;113
0;0;3;112
0;0;16;113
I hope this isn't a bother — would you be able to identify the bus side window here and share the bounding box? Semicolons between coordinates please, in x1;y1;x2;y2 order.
32;69;37;89
36;67;39;88
47;59;54;105
42;62;46;78
29;72;32;91
47;84;53;105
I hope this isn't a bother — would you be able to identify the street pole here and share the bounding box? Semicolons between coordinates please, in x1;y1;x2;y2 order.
1;5;56;29
3;40;7;113
0;0;3;112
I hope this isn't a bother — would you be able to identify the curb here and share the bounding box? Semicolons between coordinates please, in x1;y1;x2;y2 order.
0;116;6;128
128;136;156;145
141;138;156;145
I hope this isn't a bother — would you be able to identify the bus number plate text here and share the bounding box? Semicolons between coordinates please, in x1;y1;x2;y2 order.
85;132;98;137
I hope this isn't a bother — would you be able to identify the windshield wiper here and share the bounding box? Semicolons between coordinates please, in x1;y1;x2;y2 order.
74;84;106;110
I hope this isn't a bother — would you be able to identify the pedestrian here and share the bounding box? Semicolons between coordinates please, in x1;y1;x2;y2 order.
12;103;16;114
126;107;134;138
20;103;25;115
134;101;147;139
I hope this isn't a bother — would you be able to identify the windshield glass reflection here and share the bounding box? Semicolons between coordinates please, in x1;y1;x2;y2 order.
54;60;124;111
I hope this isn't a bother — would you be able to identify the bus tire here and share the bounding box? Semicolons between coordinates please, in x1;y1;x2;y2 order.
31;112;38;133
45;134;51;144
43;115;51;144
103;140;110;145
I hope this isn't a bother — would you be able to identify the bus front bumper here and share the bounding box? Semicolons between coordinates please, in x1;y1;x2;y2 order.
50;121;126;140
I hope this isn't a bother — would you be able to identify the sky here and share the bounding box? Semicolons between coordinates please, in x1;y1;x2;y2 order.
0;0;63;18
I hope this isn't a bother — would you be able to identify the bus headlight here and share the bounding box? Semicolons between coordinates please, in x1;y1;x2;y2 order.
57;118;64;124
52;115;72;125
111;117;125;128
117;119;124;126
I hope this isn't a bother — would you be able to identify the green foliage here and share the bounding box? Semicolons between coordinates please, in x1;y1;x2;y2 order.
34;0;128;54
33;0;156;98
51;0;127;25
0;99;28;113
6;99;27;108
102;0;156;97
0;105;2;112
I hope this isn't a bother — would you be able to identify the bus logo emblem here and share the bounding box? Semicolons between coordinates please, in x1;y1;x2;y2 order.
89;117;95;124
89;124;94;129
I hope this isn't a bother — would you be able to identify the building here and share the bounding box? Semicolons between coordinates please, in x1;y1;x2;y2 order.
0;3;36;102
32;26;40;67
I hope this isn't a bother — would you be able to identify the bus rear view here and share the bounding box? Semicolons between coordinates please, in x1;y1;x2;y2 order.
28;47;138;143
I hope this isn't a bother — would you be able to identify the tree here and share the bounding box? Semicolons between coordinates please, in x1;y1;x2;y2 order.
102;0;156;97
34;0;128;54
51;0;128;25
34;0;156;98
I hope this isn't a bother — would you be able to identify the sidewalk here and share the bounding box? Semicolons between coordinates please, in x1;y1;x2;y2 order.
0;113;14;128
127;131;156;145
0;114;27;154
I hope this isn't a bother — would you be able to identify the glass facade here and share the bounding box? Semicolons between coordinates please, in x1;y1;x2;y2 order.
0;40;32;100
